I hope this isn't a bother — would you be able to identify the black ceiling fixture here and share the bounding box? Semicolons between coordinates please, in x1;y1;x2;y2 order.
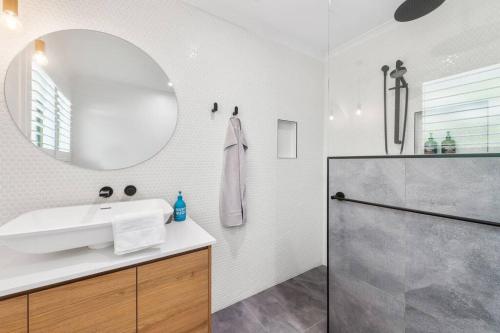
394;0;446;22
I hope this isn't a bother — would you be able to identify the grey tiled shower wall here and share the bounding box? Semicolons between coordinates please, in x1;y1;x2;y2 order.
328;157;500;333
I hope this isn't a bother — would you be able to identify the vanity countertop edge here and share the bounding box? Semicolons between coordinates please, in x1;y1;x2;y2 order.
0;218;216;299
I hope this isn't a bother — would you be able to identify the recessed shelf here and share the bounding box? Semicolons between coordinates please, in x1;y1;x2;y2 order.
277;119;297;159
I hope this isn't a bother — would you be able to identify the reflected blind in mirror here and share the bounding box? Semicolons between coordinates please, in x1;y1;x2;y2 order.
31;62;72;160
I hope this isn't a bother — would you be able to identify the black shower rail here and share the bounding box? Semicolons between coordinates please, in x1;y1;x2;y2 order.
331;192;500;228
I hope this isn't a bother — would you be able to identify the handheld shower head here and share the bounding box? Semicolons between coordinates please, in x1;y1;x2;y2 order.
390;67;407;79
390;60;407;79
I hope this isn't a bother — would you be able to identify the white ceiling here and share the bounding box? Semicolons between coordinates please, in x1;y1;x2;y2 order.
183;0;329;59
330;0;402;49
182;0;404;59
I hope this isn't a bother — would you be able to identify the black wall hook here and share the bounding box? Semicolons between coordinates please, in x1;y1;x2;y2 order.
211;102;218;113
233;106;239;116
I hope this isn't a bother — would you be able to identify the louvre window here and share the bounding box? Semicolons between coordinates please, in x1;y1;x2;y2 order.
31;62;72;156
422;64;500;153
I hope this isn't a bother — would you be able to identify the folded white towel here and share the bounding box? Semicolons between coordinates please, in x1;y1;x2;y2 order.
112;209;166;255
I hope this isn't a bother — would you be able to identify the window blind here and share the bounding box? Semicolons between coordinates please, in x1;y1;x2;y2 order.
31;62;72;155
422;64;500;153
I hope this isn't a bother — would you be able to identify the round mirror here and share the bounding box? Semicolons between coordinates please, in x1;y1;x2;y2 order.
4;29;178;170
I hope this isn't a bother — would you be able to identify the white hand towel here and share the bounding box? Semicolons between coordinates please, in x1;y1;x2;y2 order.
112;209;166;255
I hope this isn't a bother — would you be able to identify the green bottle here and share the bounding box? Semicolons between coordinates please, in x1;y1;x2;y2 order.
441;131;456;154
424;133;438;154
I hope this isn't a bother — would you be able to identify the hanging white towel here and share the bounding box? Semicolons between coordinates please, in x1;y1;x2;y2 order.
112;209;166;255
220;116;248;227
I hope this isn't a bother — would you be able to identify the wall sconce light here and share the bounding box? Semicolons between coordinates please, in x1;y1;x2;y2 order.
1;0;21;30
33;39;48;66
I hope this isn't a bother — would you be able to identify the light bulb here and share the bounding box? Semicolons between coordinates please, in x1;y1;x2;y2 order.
168;81;173;87
33;51;48;66
1;11;21;30
355;104;362;116
329;115;334;121
33;39;48;66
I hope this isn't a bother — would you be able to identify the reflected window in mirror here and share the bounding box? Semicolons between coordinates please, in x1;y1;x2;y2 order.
31;62;72;161
417;64;500;154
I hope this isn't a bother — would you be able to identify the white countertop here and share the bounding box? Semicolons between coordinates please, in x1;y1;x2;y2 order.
0;218;216;298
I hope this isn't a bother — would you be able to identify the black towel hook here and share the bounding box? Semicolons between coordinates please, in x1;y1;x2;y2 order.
211;102;218;113
233;106;239;116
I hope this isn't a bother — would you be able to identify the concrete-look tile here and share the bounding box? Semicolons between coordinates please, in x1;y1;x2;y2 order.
212;301;266;333
329;202;406;301
332;272;405;333
214;266;327;333
271;278;327;331
287;267;327;308
405;304;464;333
293;266;327;288
304;319;326;333
406;213;500;332
242;289;301;333
405;157;500;221
329;158;405;206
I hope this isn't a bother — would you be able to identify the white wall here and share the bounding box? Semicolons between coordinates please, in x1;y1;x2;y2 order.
0;0;325;312
327;0;500;156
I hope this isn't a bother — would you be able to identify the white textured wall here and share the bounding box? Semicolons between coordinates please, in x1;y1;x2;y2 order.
0;0;325;311
327;0;500;156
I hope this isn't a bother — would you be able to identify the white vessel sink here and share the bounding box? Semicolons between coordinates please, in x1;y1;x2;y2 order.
0;199;173;254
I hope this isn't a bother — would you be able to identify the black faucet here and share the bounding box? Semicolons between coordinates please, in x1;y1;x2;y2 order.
99;186;113;198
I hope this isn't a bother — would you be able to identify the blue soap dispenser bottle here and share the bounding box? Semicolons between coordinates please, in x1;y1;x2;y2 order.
174;191;186;222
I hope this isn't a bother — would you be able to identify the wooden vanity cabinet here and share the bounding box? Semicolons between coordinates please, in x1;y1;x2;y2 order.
29;268;137;333
0;295;27;333
138;248;211;333
0;247;211;333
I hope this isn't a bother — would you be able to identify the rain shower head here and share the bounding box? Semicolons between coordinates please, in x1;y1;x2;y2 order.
394;0;446;22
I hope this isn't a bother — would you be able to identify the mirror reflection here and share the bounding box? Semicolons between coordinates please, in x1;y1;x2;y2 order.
5;29;178;170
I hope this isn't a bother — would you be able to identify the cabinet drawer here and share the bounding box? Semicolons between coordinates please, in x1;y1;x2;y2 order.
29;268;136;333
0;295;27;333
138;249;210;332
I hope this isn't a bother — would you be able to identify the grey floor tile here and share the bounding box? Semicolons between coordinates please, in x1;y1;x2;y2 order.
285;267;327;307
243;289;302;333
294;266;327;288
212;266;327;333
271;278;327;331
212;301;266;333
